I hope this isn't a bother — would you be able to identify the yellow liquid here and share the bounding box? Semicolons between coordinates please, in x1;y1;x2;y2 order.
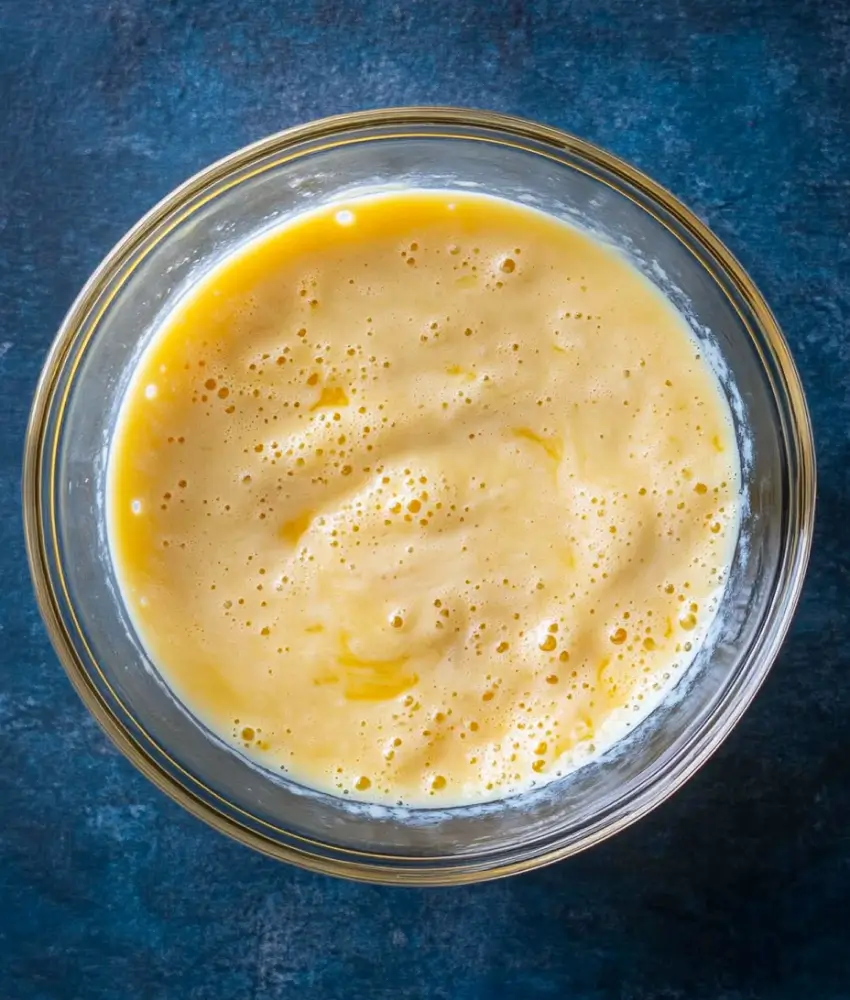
109;191;739;806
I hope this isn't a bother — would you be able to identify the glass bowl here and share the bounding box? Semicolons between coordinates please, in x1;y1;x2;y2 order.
23;108;815;885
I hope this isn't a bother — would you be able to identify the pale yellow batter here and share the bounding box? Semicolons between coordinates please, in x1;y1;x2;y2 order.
109;191;739;806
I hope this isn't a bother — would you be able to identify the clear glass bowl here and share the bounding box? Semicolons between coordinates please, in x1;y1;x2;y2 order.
23;108;815;885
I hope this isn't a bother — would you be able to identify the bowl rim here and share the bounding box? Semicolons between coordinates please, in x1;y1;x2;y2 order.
23;106;816;885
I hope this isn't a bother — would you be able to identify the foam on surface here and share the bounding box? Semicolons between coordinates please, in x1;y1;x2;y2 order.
108;191;740;807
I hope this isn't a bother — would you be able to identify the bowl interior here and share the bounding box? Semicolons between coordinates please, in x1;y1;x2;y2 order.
32;115;810;881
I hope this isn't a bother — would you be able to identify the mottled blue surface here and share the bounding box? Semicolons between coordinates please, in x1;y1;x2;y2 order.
1;1;849;997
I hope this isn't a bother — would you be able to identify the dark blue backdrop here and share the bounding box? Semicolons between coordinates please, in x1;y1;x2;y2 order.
1;2;848;998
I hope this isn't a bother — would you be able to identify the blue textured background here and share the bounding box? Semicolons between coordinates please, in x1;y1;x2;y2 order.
1;2;848;998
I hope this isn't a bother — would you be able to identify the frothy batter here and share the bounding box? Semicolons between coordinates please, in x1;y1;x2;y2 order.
108;191;740;806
